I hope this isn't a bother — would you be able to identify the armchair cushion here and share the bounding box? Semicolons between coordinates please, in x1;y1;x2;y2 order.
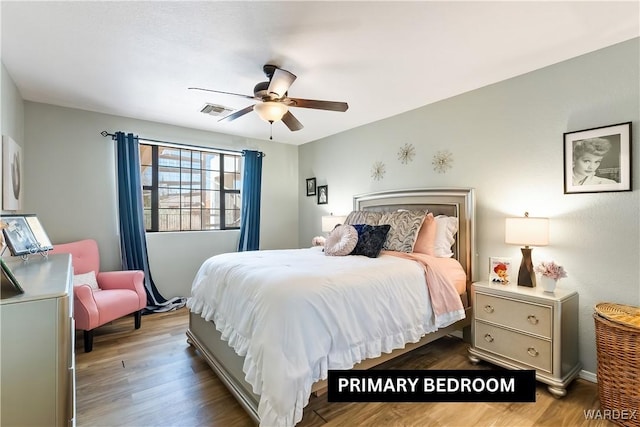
52;239;100;275
73;271;100;291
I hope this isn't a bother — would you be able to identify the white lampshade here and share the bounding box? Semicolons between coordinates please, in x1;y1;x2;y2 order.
321;215;347;233
505;216;549;247
254;101;288;123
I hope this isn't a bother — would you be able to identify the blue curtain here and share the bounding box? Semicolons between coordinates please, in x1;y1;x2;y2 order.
115;132;185;312
238;150;264;251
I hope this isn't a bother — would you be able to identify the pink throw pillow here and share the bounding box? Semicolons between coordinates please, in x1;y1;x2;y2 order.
413;212;436;255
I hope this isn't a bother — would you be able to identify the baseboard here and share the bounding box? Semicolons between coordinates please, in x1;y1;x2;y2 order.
579;370;597;383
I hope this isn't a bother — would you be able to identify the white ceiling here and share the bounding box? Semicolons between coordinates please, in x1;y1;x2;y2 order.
2;1;638;145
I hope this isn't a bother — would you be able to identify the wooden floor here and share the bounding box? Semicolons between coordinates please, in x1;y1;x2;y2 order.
76;308;614;427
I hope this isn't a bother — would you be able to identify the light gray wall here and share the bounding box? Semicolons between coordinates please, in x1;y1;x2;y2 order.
1;62;25;216
22;102;299;299
298;38;640;376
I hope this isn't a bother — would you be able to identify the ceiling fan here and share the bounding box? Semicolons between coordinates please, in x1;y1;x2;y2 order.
189;64;349;139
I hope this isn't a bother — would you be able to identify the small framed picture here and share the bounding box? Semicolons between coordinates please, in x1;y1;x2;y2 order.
1;257;24;294
306;177;316;196
23;214;53;251
317;185;328;205
564;122;632;194
489;257;512;284
1;214;51;256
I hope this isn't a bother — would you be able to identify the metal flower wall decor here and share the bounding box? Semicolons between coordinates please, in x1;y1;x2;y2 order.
432;150;454;173
371;161;386;181
397;143;415;164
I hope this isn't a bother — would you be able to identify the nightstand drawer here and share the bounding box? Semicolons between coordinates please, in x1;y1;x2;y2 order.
474;321;552;373
476;293;552;338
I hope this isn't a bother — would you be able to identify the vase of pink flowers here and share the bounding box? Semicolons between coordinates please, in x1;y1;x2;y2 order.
534;261;567;293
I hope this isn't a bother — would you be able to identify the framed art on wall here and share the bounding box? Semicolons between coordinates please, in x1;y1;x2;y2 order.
306;177;316;196
2;135;22;210
489;257;512;284
564;122;632;194
317;185;328;205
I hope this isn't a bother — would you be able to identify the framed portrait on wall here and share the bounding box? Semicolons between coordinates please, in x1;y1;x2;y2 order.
306;177;316;196
317;185;328;205
563;122;632;194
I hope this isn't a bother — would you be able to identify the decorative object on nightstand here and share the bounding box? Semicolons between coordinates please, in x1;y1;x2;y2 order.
468;281;581;398
489;256;513;284
505;212;549;287
534;261;567;293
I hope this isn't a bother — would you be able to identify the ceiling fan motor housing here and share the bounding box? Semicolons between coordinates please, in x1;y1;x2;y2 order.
253;81;271;99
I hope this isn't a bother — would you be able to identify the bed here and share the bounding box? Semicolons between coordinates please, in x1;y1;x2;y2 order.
186;187;475;426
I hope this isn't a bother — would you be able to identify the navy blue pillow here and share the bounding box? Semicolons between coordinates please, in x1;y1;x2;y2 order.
350;224;391;258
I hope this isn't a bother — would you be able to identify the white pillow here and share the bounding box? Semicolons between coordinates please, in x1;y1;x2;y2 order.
73;271;100;291
433;215;458;258
324;225;359;256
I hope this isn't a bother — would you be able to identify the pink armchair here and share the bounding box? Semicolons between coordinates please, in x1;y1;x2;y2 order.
50;239;146;352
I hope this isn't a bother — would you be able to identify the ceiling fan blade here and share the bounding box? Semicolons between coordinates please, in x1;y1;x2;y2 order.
287;97;349;112
267;68;297;99
218;105;255;122
281;111;304;132
188;87;257;100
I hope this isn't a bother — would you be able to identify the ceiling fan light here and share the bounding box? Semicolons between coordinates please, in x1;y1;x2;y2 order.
255;101;288;123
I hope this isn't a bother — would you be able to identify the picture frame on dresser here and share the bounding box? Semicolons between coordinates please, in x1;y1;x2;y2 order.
0;257;24;294
1;214;53;256
564;122;632;194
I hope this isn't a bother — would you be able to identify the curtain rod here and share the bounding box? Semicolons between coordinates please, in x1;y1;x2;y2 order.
100;131;264;157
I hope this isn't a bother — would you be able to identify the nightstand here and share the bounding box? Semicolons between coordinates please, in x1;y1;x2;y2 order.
467;281;581;397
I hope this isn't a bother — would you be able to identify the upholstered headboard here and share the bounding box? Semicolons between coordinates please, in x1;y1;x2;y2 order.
353;188;476;284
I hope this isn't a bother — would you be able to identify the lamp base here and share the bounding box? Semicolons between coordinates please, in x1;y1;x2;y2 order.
517;247;536;287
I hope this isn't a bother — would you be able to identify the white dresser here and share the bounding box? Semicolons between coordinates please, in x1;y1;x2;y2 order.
1;254;75;426
468;281;581;397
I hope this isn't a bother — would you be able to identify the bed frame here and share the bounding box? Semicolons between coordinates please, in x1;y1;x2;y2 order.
186;187;476;423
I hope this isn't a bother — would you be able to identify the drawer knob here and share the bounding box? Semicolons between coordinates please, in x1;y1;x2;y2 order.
527;315;539;325
484;333;494;343
527;347;539;357
483;305;494;314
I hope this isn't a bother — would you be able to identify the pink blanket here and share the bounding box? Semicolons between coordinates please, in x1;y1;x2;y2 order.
382;251;466;327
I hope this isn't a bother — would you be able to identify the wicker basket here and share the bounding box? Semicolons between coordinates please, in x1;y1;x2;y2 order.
594;303;640;427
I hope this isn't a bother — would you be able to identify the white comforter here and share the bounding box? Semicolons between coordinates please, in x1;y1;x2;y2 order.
187;247;465;426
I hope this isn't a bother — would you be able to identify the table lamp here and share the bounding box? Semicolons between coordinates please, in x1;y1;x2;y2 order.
321;214;347;234
505;212;549;287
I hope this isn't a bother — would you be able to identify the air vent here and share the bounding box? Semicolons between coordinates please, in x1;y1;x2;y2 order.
200;103;234;117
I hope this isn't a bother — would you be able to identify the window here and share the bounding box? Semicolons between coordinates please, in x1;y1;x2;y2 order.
140;143;241;232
